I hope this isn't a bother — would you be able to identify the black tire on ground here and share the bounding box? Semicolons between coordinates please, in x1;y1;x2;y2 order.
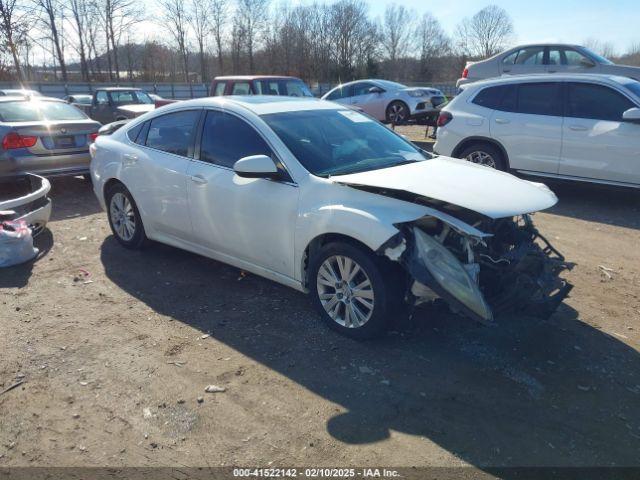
105;182;148;249
385;101;410;125
308;241;405;340
458;142;506;171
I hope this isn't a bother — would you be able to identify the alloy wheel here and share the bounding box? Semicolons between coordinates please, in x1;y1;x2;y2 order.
316;255;375;328
109;192;136;241
388;103;407;124
466;150;496;168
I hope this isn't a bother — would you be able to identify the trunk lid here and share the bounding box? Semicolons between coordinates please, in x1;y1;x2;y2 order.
10;120;100;154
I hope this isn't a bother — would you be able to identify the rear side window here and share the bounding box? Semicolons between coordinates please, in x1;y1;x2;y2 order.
126;123;144;143
145;110;200;157
200;110;272;168
231;82;251;95
0;100;87;122
472;85;516;112
213;82;226;96
326;85;352;100
516;83;562;116
567;83;634;121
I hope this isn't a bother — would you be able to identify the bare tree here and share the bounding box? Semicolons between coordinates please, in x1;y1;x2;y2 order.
0;0;29;80
189;0;210;82
209;0;228;75
380;4;413;65
159;0;190;81
34;0;67;80
237;0;269;73
99;0;141;80
584;38;617;59
67;0;91;80
456;5;513;58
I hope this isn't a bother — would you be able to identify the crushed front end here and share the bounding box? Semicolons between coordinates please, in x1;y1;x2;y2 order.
380;214;573;323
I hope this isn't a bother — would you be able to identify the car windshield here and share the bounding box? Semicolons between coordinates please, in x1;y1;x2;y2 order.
582;47;614;65
375;80;407;90
262;109;430;177
0;100;88;122
109;90;154;105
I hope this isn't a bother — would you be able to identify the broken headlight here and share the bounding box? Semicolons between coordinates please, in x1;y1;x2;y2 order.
413;228;492;321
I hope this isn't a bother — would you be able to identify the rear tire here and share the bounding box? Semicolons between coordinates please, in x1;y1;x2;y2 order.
105;183;147;249
458;142;506;171
309;242;403;339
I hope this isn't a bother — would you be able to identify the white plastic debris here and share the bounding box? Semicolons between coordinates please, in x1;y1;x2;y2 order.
0;220;38;268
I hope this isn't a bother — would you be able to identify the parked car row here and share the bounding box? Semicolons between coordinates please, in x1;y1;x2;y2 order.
435;74;640;188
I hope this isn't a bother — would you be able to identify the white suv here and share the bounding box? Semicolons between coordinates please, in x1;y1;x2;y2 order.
434;74;640;188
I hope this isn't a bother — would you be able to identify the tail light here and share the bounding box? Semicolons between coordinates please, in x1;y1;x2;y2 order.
2;132;37;150
88;132;99;143
437;111;452;127
462;67;469;78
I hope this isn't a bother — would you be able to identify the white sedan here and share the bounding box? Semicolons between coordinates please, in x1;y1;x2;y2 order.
90;96;571;339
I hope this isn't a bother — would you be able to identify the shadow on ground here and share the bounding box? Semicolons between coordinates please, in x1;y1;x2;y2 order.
47;176;102;221
523;179;640;231
100;236;640;473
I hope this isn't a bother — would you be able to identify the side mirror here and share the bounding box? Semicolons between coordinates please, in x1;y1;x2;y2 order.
580;57;596;68
622;107;640;123
368;86;384;94
233;154;280;179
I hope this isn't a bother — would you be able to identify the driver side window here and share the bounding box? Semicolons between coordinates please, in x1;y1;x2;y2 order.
200;110;273;169
96;91;109;105
352;83;375;96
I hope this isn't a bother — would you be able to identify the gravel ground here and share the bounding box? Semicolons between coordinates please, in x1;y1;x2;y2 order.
1;165;640;476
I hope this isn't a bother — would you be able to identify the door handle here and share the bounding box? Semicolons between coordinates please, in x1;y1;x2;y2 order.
190;174;208;185
122;153;138;165
548;69;557;73
568;125;588;131
495;118;510;124
503;68;511;73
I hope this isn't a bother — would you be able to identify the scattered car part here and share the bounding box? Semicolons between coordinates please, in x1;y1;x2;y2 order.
0;173;51;237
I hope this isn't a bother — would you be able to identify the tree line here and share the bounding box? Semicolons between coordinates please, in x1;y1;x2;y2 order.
0;0;638;85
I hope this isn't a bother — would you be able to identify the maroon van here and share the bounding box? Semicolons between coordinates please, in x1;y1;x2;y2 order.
209;76;314;98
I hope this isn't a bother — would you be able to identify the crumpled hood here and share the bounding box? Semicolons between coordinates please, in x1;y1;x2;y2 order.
333;156;558;219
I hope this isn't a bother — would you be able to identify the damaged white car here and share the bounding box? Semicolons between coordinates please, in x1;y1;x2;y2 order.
90;96;572;339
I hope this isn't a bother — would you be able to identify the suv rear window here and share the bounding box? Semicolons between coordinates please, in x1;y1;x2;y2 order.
0;100;88;122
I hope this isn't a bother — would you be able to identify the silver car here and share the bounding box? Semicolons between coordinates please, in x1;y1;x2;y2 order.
0;96;101;177
322;79;447;124
458;43;640;88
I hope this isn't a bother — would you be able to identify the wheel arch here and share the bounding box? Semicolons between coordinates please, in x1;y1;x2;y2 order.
451;136;511;169
301;233;378;290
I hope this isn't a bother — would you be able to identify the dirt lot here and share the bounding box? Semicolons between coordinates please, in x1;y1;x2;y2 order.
1;149;640;476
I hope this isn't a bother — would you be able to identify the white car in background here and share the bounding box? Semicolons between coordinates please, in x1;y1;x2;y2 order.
90;96;571;339
322;79;446;124
457;44;640;88
434;74;640;188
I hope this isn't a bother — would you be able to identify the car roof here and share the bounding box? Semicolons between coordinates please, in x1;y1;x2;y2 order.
466;73;635;88
213;75;301;81
503;43;583;50
96;87;143;91
154;95;343;116
0;95;64;103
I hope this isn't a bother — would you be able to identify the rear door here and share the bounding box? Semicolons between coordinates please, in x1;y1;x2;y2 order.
500;46;546;76
119;109;201;241
559;82;640;184
92;91;112;123
324;85;354;107
490;82;563;173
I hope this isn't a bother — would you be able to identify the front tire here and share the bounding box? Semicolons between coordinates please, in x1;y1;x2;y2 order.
105;183;147;249
385;101;410;125
309;242;400;339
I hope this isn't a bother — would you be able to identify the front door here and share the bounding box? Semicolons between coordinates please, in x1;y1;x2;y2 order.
350;82;386;120
92;91;112;123
559;82;640;185
186;109;299;277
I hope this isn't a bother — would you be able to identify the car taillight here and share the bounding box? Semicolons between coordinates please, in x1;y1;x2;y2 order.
437;111;452;127
88;132;99;143
2;132;37;150
462;67;469;78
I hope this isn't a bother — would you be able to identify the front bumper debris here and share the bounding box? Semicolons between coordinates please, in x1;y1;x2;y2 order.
379;214;573;322
0;174;52;236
